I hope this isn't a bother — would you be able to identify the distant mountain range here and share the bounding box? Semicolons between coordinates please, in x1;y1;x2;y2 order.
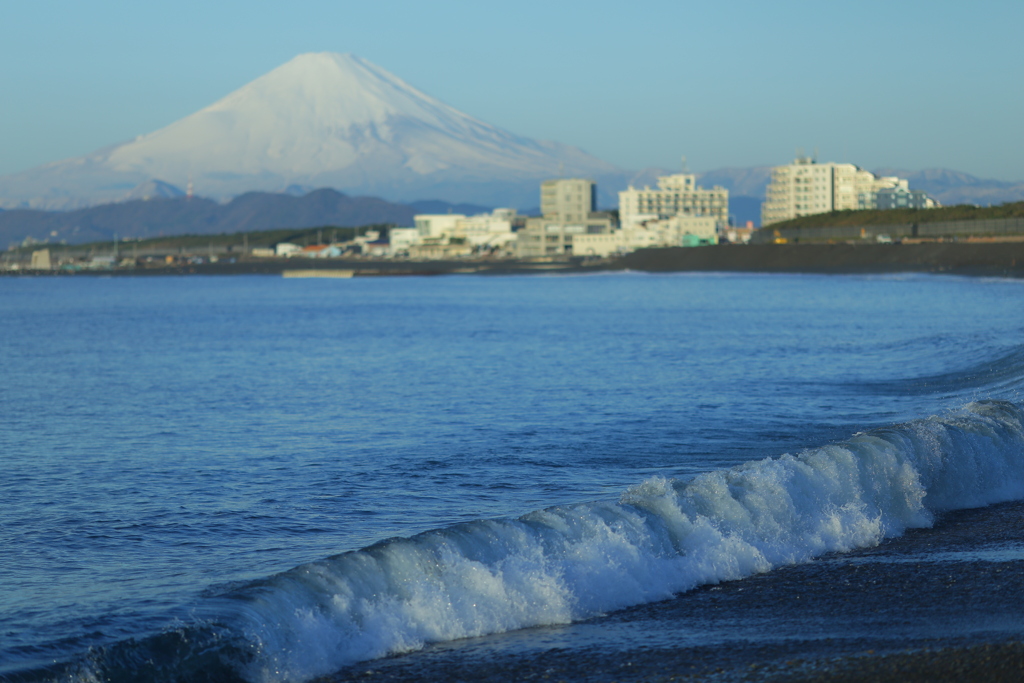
0;52;621;211
1;50;1019;232
0;189;488;248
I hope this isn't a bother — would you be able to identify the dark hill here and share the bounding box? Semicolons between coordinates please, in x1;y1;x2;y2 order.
0;189;478;247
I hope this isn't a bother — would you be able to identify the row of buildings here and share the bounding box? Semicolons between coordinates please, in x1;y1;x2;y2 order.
267;156;939;260
361;173;736;260
761;156;936;226
4;156;950;269
385;158;935;258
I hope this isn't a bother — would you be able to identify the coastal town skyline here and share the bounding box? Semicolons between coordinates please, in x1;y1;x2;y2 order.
2;0;1022;184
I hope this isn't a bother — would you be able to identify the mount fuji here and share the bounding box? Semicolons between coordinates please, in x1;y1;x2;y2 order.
0;53;621;210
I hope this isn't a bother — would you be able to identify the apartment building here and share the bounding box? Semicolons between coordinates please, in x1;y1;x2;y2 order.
540;178;597;222
618;173;728;229
515;214;616;258
516;178;615;258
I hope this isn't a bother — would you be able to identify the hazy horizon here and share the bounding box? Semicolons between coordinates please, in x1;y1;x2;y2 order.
2;0;1022;182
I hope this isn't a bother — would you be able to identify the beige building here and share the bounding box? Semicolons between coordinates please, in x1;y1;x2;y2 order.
540;179;596;222
407;240;474;259
618;173;728;229
30;249;52;269
516;215;616;258
517;178;614;258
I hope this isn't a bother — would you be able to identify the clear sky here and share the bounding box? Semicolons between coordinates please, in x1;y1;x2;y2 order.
2;0;1022;180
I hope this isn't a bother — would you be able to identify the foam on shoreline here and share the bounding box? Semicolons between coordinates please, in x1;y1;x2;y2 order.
210;400;1024;682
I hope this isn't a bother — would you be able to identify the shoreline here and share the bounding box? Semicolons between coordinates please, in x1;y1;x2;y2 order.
5;242;1024;279
321;500;1024;683
320;639;1024;683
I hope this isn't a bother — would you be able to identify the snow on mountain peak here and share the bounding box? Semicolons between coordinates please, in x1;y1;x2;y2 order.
1;52;620;209
103;52;532;178
213;52;469;129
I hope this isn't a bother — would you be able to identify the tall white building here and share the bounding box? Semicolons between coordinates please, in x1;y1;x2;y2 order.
618;173;728;229
761;157;932;226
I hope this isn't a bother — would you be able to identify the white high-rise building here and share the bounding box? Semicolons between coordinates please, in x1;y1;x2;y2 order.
618;173;728;229
761;157;931;226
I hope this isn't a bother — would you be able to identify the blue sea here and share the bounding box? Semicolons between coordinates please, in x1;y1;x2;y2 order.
2;271;1024;681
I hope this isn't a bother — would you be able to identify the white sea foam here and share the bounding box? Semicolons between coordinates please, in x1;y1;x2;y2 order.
229;400;1024;683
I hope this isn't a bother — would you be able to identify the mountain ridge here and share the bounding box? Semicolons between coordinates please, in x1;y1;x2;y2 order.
0;52;620;210
0;188;491;248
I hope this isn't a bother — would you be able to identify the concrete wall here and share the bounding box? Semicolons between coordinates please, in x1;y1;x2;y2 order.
751;217;1024;244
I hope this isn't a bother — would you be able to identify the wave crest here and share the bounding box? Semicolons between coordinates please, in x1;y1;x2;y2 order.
62;401;1024;683
219;400;1024;682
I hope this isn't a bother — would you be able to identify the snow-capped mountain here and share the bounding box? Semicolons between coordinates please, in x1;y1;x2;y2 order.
0;53;620;210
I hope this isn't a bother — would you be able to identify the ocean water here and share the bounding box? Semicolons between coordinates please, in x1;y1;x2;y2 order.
2;271;1023;682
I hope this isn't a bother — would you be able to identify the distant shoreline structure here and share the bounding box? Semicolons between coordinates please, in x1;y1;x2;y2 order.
5;242;1024;280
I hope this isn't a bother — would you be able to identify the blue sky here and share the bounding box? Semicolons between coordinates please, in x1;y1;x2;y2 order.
2;0;1022;180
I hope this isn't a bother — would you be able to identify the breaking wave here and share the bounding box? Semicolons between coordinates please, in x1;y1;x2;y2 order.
50;400;1024;683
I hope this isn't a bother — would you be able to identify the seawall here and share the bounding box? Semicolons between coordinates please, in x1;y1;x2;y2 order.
620;242;1024;278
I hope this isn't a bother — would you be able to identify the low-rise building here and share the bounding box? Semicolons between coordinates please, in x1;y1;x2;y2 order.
299;244;343;258
410;210;518;256
515;214;616;258
407;239;474;259
451;209;516;248
388;228;421;254
414;214;465;239
573;216;718;257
